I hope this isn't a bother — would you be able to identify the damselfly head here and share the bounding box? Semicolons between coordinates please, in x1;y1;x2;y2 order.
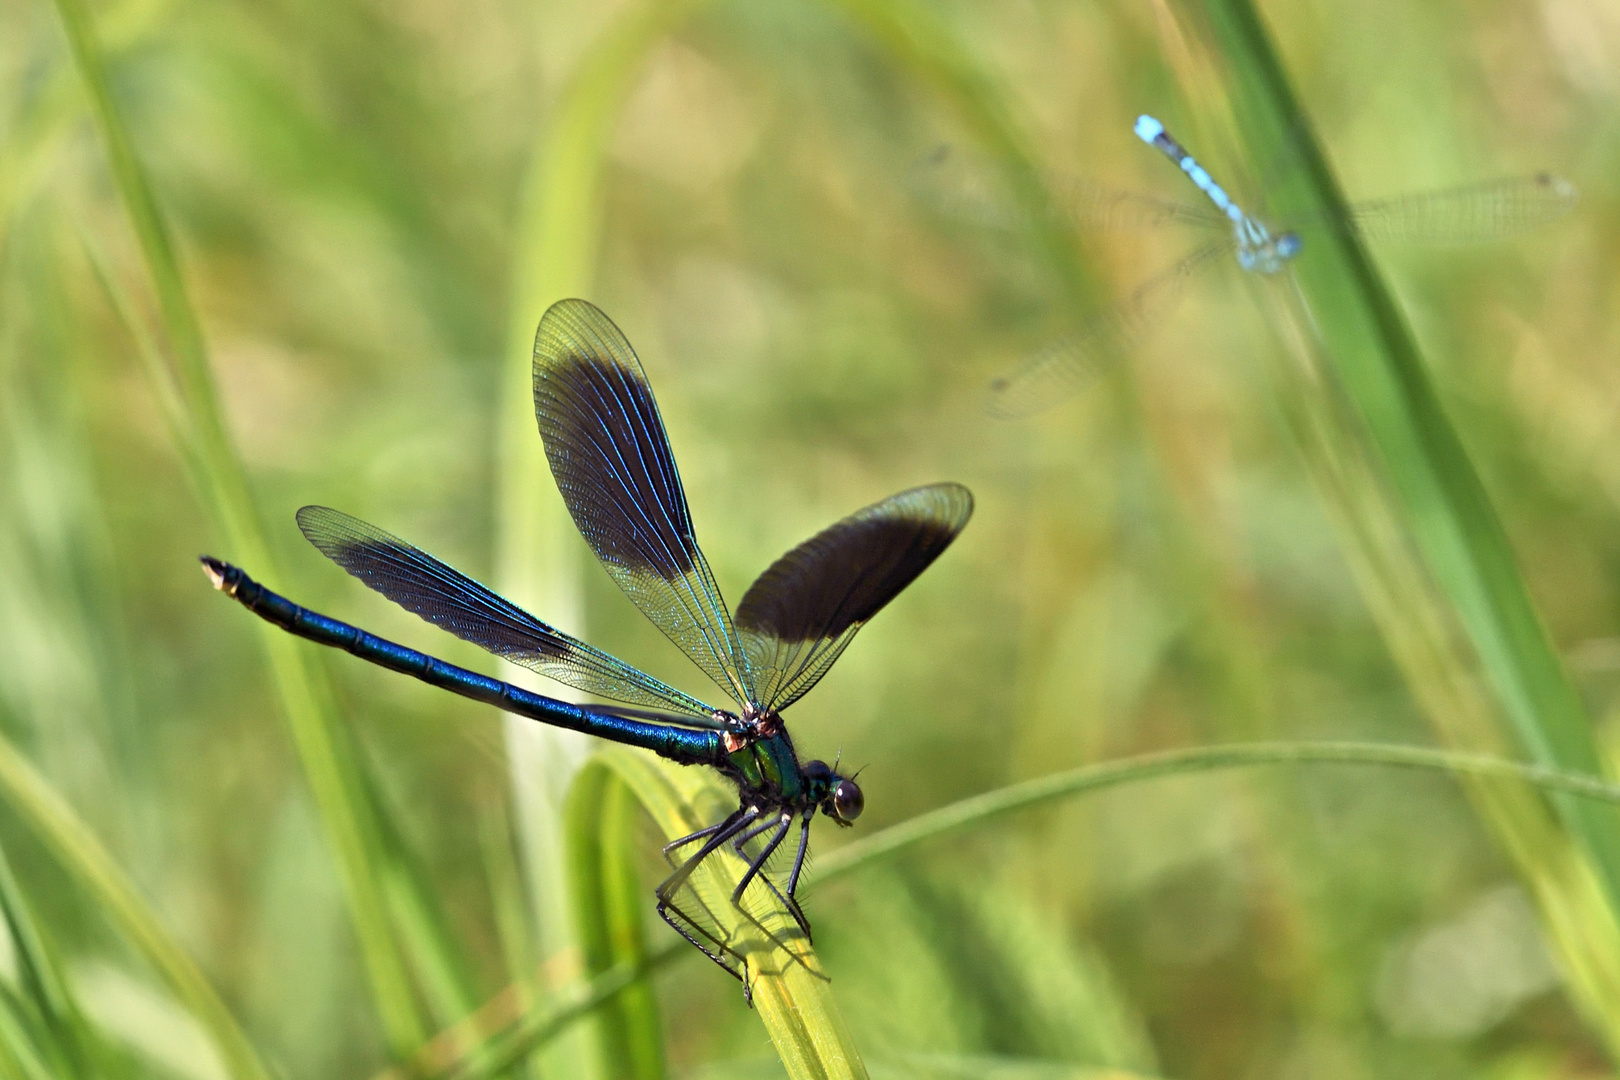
830;776;864;823
1276;231;1303;259
801;759;863;823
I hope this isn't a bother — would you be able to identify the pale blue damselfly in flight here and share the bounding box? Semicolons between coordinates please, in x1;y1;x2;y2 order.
914;115;1578;417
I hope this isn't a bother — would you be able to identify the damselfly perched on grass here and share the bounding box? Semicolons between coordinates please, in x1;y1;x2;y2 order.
914;115;1577;417
201;298;973;1000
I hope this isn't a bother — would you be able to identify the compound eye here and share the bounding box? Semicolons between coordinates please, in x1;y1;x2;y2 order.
802;759;831;783
831;779;864;822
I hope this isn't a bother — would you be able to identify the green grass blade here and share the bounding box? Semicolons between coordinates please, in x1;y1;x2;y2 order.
1154;0;1620;1053
0;838;98;1080
0;726;272;1080
0;986;56;1080
1193;0;1618;837
49;0;448;1052
813;741;1620;886
476;798;541;1052
592;748;867;1080
363;768;481;1028
565;760;665;1080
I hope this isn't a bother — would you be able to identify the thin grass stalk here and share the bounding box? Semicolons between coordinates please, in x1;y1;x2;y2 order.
1196;0;1620;847
49;0;439;1052
1154;0;1620;1051
0;726;272;1080
814;741;1620;881
476;800;540;1060
444;733;1620;1072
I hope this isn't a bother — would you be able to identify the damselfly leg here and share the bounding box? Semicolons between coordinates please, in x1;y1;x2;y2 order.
657;808;760;990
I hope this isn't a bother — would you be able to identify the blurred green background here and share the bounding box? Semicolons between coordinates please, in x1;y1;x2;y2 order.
1;0;1617;1076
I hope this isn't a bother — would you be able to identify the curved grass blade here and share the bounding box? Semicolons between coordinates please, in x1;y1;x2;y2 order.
812;741;1620;886
384;746;866;1080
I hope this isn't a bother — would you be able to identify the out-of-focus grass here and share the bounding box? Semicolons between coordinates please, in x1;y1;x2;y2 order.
49;0;476;1056
3;0;1619;1075
1151;0;1620;1055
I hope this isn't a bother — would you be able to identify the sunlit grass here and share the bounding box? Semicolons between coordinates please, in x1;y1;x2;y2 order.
2;0;1617;1075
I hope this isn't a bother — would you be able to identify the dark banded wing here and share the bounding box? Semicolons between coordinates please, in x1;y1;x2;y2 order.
296;506;723;725
532;299;751;706
734;483;973;712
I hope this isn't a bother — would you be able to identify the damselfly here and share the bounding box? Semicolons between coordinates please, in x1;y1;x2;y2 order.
202;298;973;1000
914;115;1577;417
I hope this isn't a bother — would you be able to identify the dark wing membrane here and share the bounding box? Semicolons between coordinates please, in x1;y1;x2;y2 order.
734;483;973;712
532;299;751;705
296;506;722;725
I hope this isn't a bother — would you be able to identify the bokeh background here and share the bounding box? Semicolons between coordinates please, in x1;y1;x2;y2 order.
1;0;1618;1076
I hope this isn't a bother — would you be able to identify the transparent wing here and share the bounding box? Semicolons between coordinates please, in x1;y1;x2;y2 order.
986;242;1231;418
1301;173;1578;244
297;506;722;725
734;484;974;713
532;299;751;706
909;144;1230;233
